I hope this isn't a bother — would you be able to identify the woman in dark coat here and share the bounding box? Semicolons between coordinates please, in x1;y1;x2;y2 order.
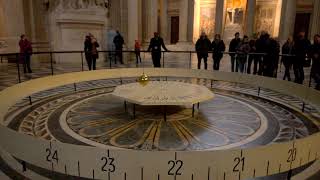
281;37;295;81
84;35;93;70
211;34;226;70
90;35;100;70
84;34;99;70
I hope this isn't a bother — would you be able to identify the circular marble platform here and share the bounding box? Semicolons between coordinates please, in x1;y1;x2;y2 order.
111;81;214;105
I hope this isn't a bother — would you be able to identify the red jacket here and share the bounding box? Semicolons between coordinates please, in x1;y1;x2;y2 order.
19;39;32;55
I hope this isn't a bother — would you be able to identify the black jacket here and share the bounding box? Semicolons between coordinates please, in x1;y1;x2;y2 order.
84;39;92;55
195;37;211;57
282;42;295;64
147;37;168;54
113;34;124;50
211;40;226;59
229;38;241;56
294;38;311;62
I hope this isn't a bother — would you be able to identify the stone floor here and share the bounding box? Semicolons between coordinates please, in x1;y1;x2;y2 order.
0;45;319;179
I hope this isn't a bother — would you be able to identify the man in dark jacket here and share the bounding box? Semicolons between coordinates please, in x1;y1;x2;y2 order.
195;32;211;70
281;37;295;81
147;32;168;67
113;30;125;64
255;32;269;75
310;34;320;90
212;34;226;70
293;32;311;84
247;34;257;74
264;37;280;77
229;32;241;72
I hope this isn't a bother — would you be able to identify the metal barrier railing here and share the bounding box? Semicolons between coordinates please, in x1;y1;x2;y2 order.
0;50;313;88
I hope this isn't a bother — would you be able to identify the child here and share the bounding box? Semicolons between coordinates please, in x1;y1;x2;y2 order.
135;40;142;64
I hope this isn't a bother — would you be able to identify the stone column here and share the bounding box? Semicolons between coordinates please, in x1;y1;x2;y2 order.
160;0;168;42
245;0;256;37
311;0;320;39
193;0;201;43
146;0;158;41
215;0;225;35
179;0;189;42
279;0;296;41
0;0;25;52
128;0;139;49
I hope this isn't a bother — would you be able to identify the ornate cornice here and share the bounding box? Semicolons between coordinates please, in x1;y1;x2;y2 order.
44;0;110;11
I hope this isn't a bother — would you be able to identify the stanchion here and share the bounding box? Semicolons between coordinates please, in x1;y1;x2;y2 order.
81;52;84;71
308;71;313;87
189;52;192;69
162;51;165;68
16;53;21;83
109;51;112;69
28;96;32;105
50;52;54;75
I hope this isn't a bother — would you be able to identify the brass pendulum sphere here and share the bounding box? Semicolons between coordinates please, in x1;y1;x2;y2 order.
138;73;149;86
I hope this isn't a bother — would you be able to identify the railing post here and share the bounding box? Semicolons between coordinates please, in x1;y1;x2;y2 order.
109;51;112;69
16;53;21;83
308;70;313;87
1;56;3;63
81;52;84;71
28;96;32;105
245;53;249;73
189;51;192;69
50;52;54;75
162;51;165;68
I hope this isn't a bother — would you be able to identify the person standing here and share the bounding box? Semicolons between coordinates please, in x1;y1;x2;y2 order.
90;35;100;70
293;32;311;84
84;35;93;70
247;34;258;74
229;32;241;72
211;34;226;70
19;34;33;73
310;34;320;90
195;32;211;70
265;37;280;77
113;30;125;64
134;40;142;64
255;31;269;75
237;35;251;73
281;37;295;81
147;32;168;68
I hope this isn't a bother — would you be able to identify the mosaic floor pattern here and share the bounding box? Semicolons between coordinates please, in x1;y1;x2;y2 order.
2;78;320;179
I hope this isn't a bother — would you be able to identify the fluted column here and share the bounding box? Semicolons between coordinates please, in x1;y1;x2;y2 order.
214;0;225;35
179;0;188;42
193;0;200;43
0;0;25;52
160;0;168;42
311;0;320;39
245;0;256;37
279;0;296;41
146;0;158;41
128;0;139;49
